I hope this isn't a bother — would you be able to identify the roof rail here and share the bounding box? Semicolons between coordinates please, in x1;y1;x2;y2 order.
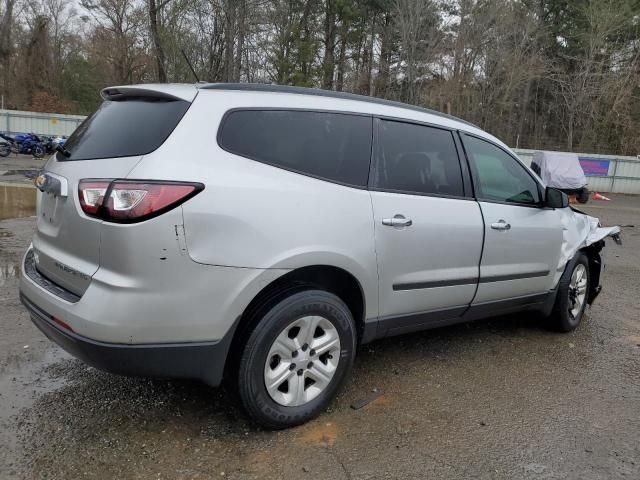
198;83;477;128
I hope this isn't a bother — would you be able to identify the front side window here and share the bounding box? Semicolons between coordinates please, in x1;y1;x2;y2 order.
463;135;540;205
373;120;464;197
218;110;372;186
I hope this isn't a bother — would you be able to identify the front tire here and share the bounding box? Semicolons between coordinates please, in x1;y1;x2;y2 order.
237;289;356;429
549;253;590;332
32;145;45;158
0;143;10;157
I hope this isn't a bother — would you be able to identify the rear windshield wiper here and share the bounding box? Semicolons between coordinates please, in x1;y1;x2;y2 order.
56;144;71;158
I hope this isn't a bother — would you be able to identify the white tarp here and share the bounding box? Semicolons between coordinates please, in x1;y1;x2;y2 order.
532;151;587;190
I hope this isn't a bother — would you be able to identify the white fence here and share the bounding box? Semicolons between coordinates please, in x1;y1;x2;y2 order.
1;108;639;194
1;109;85;137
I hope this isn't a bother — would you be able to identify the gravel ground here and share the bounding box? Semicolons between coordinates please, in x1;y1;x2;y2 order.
0;195;638;480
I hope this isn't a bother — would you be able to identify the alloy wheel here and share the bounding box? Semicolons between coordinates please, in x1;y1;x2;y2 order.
568;263;587;318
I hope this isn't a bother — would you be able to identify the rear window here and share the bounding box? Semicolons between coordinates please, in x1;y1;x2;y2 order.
218;110;373;187
58;97;190;161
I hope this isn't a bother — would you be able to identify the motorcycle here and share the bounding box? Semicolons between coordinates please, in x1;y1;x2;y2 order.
42;135;67;155
0;132;46;158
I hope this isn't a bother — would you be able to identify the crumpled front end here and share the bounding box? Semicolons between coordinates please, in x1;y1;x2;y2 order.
554;207;621;301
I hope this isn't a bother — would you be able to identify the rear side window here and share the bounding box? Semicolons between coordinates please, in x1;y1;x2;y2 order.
373;120;464;197
218;110;373;186
59;97;190;161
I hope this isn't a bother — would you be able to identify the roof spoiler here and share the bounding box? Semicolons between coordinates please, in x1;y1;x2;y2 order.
101;85;198;102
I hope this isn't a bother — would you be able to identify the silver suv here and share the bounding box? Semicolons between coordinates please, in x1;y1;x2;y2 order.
19;84;619;428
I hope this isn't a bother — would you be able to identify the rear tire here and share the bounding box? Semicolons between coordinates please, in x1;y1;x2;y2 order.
549;253;590;332
237;289;356;429
0;143;10;157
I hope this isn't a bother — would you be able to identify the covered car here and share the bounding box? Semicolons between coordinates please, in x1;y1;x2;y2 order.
531;151;590;203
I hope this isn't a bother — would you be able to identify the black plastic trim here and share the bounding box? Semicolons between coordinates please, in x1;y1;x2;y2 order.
462;292;552;322
371;290;557;340
392;270;550;291
23;249;81;303
480;270;550;283
200;83;477;127
453;132;474;197
20;293;230;386
376;305;468;338
393;277;477;291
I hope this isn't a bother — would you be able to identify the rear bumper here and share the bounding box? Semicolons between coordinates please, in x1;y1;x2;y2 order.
20;293;229;386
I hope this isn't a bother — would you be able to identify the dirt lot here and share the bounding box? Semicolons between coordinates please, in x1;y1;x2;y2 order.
0;193;638;480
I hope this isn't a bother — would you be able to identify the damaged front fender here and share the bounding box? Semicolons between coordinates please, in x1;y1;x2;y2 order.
556;206;621;303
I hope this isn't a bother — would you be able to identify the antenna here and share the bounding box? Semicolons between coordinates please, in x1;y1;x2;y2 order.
181;48;200;83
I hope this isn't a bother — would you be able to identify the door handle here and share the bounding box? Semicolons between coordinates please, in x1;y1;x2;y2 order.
491;219;511;231
382;214;413;228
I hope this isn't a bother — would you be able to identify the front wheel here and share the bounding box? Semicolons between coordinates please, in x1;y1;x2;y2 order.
0;143;10;157
32;145;45;158
549;253;590;332
237;289;356;429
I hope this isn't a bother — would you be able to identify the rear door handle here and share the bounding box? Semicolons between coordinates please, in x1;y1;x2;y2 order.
382;215;413;228
491;219;511;231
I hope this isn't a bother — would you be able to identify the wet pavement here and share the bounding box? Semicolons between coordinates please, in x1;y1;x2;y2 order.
0;154;45;185
0;195;638;479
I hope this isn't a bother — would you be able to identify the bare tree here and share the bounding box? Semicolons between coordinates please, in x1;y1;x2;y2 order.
148;0;171;82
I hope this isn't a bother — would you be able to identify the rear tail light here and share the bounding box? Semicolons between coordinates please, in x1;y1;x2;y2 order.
79;181;109;216
78;180;203;223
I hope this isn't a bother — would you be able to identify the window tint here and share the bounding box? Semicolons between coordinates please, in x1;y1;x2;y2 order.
463;135;540;205
373;120;464;196
219;110;372;186
59;97;190;161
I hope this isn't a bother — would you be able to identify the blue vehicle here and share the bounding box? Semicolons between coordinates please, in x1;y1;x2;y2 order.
0;132;46;157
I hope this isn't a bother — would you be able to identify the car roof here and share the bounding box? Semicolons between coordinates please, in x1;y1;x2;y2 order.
101;82;508;150
198;83;509;149
199;83;477;128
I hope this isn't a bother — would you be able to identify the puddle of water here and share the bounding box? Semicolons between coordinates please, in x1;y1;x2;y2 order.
0;184;36;220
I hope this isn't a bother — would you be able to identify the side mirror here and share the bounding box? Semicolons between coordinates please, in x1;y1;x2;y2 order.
545;187;569;209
